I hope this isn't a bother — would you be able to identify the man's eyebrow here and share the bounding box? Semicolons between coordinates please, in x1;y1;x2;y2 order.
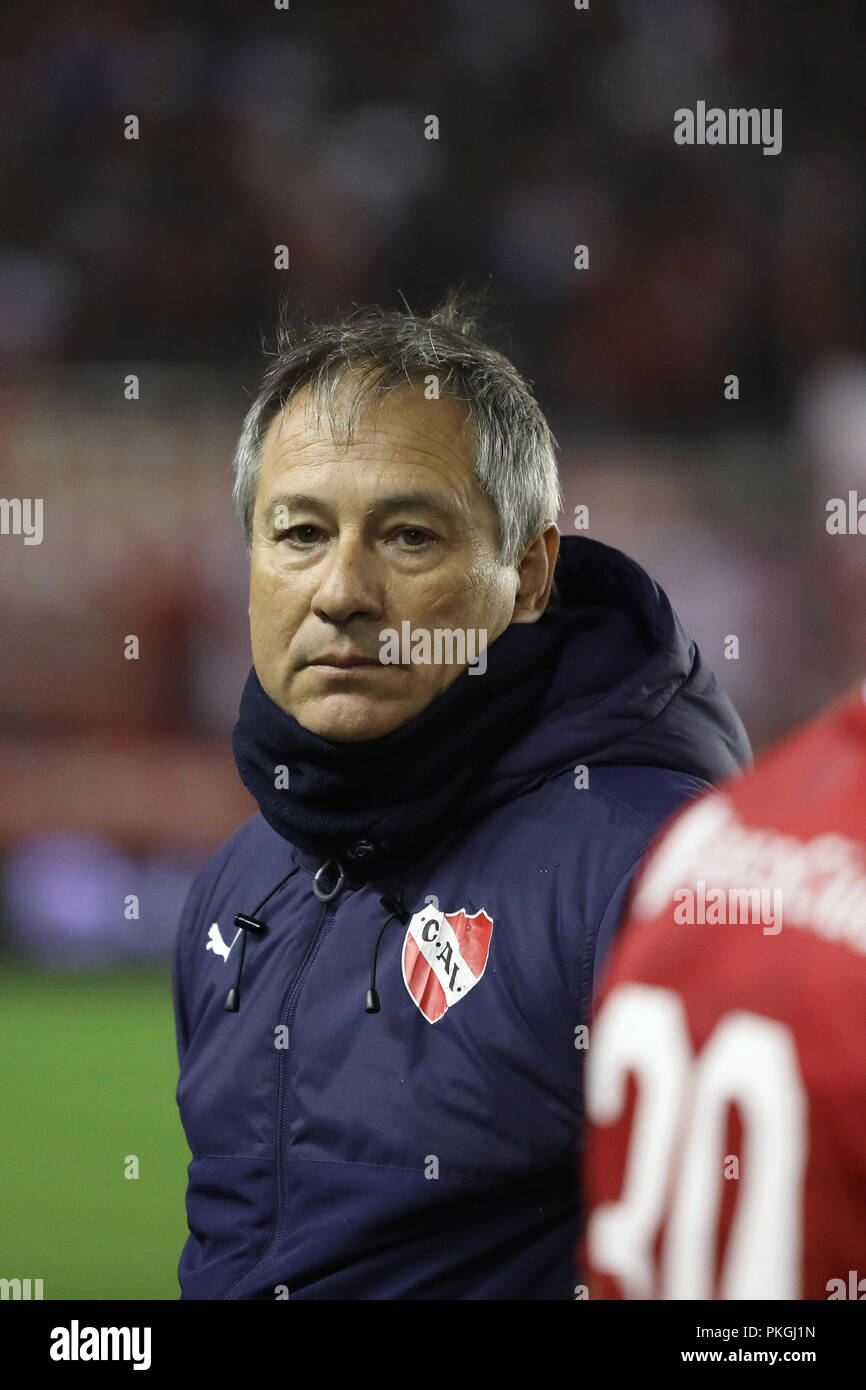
264;491;461;525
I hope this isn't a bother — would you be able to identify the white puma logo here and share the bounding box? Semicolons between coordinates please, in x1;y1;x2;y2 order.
206;922;240;963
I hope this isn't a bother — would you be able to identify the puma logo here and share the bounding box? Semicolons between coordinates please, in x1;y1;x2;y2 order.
206;922;240;963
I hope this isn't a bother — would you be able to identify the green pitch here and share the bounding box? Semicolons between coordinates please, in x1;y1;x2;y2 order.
0;963;191;1300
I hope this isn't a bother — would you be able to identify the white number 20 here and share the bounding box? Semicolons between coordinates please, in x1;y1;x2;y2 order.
586;984;808;1299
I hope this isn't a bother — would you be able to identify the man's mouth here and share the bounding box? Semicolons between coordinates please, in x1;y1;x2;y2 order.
307;654;382;669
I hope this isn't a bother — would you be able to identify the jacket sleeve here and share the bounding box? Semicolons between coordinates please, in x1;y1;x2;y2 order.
587;770;717;1002
171;904;191;1071
172;859;213;1070
590;855;646;1002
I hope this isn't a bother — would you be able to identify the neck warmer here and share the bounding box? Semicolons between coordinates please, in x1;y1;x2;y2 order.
232;609;579;873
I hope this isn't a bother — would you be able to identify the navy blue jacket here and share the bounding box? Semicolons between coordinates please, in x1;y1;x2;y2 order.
172;538;750;1299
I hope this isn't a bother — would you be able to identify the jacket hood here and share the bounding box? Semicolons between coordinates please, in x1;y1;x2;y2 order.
455;535;751;825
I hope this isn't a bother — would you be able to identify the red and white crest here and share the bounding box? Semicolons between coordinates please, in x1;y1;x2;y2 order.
402;904;494;1024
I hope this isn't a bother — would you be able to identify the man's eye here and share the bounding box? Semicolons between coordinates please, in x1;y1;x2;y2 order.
395;527;435;548
278;525;321;544
275;525;434;548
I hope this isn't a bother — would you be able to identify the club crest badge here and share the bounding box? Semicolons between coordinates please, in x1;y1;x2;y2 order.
402;905;493;1024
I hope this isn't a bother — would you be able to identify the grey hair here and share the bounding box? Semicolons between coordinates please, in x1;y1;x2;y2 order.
231;289;562;568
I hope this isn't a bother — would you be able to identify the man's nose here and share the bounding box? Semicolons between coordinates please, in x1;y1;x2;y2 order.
310;532;382;623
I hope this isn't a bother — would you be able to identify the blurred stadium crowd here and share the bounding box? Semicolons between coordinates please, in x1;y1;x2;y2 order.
0;0;864;962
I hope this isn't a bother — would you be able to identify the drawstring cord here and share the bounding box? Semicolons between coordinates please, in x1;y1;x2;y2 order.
311;856;347;902
308;847;410;1011
226;844;409;1015
224;866;299;1012
366;894;411;1013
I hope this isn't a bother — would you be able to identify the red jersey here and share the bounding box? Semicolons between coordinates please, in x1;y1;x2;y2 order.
583;682;866;1300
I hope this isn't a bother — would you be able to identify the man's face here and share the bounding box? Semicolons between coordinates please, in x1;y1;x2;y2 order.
248;380;532;741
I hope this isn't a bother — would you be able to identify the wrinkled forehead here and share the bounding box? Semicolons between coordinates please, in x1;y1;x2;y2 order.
259;374;480;489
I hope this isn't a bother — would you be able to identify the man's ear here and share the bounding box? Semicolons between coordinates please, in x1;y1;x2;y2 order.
511;525;560;624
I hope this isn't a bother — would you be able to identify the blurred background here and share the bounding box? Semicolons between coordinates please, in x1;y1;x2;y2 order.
0;0;864;1296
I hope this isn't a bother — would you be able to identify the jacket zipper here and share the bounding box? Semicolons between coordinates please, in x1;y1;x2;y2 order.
225;896;339;1300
